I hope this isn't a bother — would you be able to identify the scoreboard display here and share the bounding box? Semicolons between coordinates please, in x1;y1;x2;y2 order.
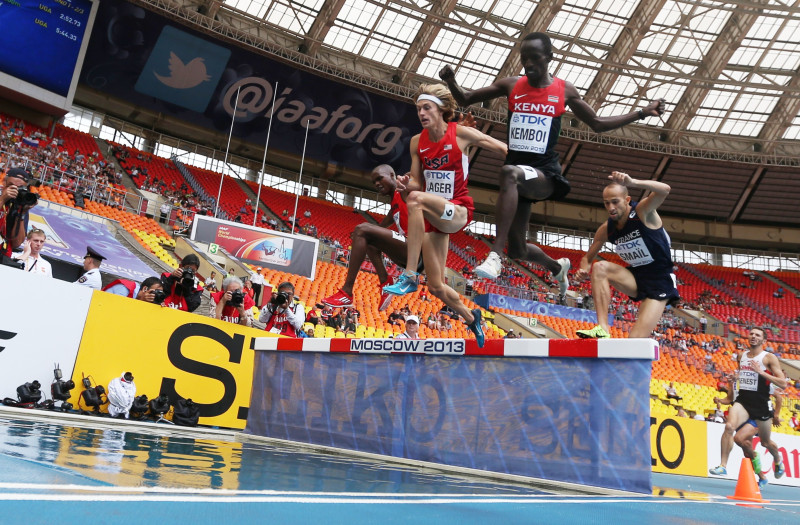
0;0;96;109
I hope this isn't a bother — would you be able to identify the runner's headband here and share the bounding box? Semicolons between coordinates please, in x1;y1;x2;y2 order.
417;94;444;107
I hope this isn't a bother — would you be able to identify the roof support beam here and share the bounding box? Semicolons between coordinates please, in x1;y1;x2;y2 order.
729;166;765;223
583;0;667;108
394;0;459;85
489;0;564;112
663;0;769;142
758;66;800;152
302;0;347;56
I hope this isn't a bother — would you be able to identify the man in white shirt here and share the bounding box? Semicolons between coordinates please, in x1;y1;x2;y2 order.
395;315;421;339
75;246;105;289
13;228;52;278
251;267;265;305
159;201;170;224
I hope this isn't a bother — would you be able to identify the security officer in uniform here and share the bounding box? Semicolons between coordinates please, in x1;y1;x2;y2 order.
75;245;105;289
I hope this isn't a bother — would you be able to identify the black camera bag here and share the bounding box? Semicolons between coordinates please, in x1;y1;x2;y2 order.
172;398;200;426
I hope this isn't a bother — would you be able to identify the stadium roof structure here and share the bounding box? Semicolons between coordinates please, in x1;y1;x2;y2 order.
126;0;800;226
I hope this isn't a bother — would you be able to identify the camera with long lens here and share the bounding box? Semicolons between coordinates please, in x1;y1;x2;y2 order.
149;395;172;423
79;374;107;415
50;364;75;412
179;267;195;296
12;180;41;210
16;380;42;406
270;291;291;308
229;289;244;307
130;394;149;420
152;288;166;305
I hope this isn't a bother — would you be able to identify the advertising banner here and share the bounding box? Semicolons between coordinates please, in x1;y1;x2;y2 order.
72;291;276;428
0;265;90;397
30;205;156;281
707;421;800;487
650;414;708;477
474;295;615;326
80;0;419;172
191;215;318;279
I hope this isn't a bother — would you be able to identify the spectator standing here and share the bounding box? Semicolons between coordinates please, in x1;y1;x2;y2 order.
13;228;52;277
159;201;170;224
251;267;265;304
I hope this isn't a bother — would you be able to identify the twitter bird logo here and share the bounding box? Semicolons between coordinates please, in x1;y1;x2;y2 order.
135;26;230;112
155;52;212;89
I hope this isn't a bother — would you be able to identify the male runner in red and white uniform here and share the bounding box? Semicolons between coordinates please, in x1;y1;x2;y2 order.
383;84;507;348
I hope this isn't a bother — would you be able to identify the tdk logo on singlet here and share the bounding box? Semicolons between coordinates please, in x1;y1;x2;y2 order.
615;230;654;266
513;114;549;125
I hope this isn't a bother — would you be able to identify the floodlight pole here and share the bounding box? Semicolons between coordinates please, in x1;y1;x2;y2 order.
215;86;241;219
291;122;310;235
253;82;278;227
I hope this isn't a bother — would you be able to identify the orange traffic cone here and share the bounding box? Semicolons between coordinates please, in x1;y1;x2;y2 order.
727;458;769;503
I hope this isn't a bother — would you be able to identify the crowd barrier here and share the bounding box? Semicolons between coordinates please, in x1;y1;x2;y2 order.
247;336;658;493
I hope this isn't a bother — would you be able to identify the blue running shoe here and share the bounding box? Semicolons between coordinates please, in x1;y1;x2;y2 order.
775;460;785;479
708;465;727;476
382;272;418;296
758;477;768;490
467;308;485;348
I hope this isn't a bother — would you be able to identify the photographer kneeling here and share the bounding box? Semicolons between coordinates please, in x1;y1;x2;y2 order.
259;281;305;336
103;276;166;304
1;168;39;261
161;254;202;312
211;276;255;326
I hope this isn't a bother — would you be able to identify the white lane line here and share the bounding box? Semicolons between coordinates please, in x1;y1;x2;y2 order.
0;494;798;506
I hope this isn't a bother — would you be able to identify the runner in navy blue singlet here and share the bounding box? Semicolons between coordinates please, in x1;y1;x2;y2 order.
574;171;676;339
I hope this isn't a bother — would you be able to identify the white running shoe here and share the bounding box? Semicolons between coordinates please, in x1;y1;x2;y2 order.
553;257;570;296
474;251;502;280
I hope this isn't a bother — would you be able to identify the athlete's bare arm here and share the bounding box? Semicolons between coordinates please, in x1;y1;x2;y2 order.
575;222;609;282
608;171;670;228
397;135;425;195
378;214;394;228
760;353;788;389
455;124;508;156
773;393;783;427
439;65;516;106
565;81;666;133
713;376;735;405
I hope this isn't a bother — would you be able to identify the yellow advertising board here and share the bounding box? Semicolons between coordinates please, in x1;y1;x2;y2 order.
650;414;708;477
71;291;277;429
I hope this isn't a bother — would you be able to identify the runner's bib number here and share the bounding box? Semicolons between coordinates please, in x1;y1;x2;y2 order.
615;236;654;267
424;170;455;200
509;113;552;153
739;369;758;391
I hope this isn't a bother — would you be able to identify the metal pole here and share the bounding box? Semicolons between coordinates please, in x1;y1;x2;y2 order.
253;82;278;226
291;122;310;235
215;86;241;218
